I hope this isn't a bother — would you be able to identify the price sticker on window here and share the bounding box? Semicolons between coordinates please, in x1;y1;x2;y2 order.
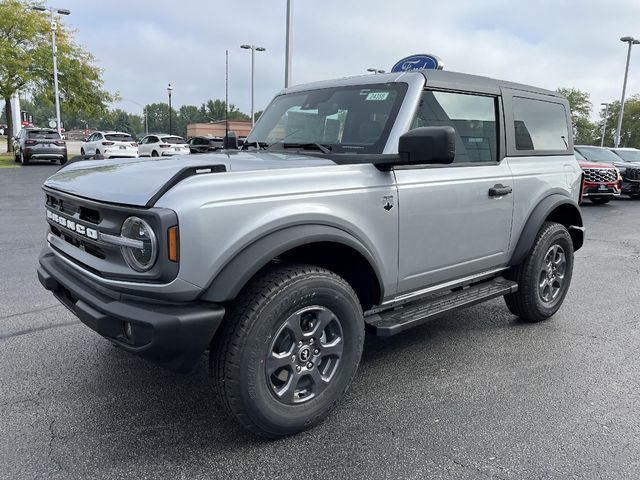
365;92;389;101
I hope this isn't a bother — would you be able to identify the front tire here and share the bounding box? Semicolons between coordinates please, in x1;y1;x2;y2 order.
504;222;574;322
211;264;364;438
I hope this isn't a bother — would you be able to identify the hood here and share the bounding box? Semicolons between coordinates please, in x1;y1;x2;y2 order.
43;150;335;206
577;159;618;169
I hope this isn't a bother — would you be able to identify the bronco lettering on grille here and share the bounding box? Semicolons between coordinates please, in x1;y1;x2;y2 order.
46;209;98;240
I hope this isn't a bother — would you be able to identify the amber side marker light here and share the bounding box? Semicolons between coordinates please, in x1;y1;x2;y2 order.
168;226;179;262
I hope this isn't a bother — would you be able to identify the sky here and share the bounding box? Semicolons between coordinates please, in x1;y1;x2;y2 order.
56;0;640;119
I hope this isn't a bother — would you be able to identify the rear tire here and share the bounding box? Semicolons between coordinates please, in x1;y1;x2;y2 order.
211;264;364;438
504;222;574;322
20;151;29;165
152;150;159;157
590;196;612;204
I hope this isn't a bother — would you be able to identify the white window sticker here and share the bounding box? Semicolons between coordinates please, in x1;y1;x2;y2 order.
366;92;389;101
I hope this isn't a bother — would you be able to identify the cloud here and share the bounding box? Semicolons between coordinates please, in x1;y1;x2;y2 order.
61;0;640;119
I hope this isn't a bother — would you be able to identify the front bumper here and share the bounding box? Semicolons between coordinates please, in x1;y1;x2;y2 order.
38;249;225;372
582;181;620;197
622;179;640;194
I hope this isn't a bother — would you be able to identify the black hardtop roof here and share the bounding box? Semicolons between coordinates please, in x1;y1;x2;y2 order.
420;69;563;98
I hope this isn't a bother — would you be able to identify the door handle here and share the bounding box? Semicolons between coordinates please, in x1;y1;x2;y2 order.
488;184;513;197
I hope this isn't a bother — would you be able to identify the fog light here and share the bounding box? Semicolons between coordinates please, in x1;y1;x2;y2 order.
123;321;133;341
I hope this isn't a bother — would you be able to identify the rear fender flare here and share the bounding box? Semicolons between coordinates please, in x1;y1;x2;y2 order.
509;194;584;266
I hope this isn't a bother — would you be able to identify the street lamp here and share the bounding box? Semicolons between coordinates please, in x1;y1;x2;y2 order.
31;5;71;136
167;83;173;135
241;44;266;127
614;36;640;148
367;68;386;74
600;102;609;147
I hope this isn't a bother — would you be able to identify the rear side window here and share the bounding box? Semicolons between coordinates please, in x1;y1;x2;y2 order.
161;136;185;144
512;97;569;151
411;91;498;163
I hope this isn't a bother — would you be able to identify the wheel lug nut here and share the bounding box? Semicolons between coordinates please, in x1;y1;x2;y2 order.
291;355;296;362
306;362;313;369
309;338;314;344
297;341;303;347
314;348;320;354
295;366;301;372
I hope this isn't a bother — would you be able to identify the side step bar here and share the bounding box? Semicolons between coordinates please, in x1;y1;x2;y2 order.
365;277;518;336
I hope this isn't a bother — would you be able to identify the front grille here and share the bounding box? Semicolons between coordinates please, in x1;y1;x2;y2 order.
624;168;640;181
43;187;179;284
583;168;617;183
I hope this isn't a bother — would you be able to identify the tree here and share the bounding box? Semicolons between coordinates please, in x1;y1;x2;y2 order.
556;87;598;145
0;0;111;151
600;96;640;148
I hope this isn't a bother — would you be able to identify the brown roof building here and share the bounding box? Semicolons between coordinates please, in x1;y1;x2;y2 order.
187;120;252;139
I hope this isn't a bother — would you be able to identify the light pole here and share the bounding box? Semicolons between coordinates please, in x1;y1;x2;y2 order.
614;36;640;148
167;83;173;135
241;44;266;127
31;5;70;137
367;68;386;74
285;0;293;88
600;102;609;147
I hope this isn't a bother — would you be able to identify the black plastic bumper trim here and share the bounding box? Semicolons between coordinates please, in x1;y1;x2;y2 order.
38;250;225;373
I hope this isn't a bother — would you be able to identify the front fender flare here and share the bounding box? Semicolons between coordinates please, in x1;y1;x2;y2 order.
509;194;584;266
200;224;384;303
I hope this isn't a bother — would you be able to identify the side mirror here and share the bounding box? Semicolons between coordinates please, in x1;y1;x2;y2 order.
398;126;455;165
82;138;88;142
224;131;238;149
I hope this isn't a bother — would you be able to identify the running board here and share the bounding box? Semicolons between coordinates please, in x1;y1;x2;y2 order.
365;277;518;336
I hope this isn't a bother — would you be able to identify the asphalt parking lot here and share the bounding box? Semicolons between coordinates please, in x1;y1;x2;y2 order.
1;164;639;480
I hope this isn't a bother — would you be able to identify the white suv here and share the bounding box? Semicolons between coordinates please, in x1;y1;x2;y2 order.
138;134;190;157
81;131;138;159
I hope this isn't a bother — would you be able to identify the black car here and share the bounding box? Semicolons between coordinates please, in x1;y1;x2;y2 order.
575;145;640;198
12;128;68;165
187;136;223;154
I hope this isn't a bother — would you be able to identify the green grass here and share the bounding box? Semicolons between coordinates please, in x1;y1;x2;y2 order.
0;153;18;168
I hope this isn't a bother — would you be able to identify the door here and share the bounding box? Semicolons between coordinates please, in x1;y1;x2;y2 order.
395;89;514;293
138;136;149;156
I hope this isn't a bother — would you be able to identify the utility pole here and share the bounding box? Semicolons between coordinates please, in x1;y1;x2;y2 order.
285;0;293;88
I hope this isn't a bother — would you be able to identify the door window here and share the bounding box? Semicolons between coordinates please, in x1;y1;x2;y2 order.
411;91;498;163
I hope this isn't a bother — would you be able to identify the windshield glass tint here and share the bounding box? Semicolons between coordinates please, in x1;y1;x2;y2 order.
28;130;60;139
613;149;640;162
161;136;185;144
247;83;408;153
575;146;620;163
105;134;134;142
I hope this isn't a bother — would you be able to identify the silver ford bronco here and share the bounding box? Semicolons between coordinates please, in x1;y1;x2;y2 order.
38;70;584;437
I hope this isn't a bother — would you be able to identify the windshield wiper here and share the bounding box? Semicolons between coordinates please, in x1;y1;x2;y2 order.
277;142;333;154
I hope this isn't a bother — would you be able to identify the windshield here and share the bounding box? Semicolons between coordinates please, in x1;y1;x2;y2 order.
28;130;60;139
612;149;640;162
574;146;621;163
105;134;134;142
161;136;185;144
246;83;408;154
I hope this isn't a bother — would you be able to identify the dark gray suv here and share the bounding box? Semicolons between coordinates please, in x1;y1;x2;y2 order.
13;128;68;165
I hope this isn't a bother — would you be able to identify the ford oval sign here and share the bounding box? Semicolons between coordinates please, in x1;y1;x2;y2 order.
391;54;444;73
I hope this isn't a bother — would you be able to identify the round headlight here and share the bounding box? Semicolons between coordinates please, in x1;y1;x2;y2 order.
120;216;157;272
